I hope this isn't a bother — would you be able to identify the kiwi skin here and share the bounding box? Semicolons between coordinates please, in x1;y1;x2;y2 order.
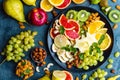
108;10;120;23
66;10;77;20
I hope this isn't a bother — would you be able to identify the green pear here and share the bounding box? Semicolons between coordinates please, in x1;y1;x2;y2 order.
3;0;26;22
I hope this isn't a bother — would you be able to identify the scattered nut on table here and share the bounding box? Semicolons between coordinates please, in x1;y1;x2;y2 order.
112;0;117;3
116;5;120;10
113;24;118;29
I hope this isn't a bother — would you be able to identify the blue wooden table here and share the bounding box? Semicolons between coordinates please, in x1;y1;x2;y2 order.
0;0;120;80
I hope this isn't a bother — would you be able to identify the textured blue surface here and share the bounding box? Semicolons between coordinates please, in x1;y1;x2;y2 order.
0;0;120;80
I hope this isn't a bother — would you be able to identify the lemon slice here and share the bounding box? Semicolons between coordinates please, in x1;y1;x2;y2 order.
40;0;54;12
88;20;105;34
99;33;111;50
52;70;66;80
74;39;89;53
95;28;108;40
54;34;70;48
72;0;86;4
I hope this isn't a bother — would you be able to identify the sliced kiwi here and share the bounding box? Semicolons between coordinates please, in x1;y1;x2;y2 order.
108;10;120;23
66;10;77;20
77;10;90;22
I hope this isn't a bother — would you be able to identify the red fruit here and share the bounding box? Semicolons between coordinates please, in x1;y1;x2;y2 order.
50;28;60;39
66;20;80;32
65;29;80;40
59;14;68;27
56;0;71;9
63;71;73;80
28;8;47;26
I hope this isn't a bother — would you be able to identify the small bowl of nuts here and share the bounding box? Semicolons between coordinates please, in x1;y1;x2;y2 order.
31;47;47;66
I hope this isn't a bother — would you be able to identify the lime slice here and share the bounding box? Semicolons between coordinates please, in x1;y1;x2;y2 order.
54;34;70;48
52;70;66;80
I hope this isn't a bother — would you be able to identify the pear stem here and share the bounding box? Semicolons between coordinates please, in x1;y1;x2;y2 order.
0;58;6;66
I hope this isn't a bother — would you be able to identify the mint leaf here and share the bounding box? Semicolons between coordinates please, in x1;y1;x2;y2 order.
59;26;65;34
79;53;84;60
98;34;105;45
21;62;26;66
24;68;31;74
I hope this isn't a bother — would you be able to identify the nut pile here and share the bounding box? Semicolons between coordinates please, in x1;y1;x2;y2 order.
31;47;47;66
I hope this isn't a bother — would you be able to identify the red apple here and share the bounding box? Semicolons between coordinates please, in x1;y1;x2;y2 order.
28;8;48;26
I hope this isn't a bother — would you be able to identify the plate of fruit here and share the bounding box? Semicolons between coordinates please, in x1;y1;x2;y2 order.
47;6;114;72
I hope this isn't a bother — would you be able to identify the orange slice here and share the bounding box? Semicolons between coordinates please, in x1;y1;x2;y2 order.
48;0;64;6
88;20;105;34
40;0;54;12
72;0;86;4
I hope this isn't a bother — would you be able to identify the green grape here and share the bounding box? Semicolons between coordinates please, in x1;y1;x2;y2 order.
95;53;99;59
17;48;23;52
27;30;31;34
14;59;19;63
16;40;21;44
93;60;98;66
14;44;19;48
7;53;13;56
89;77;94;80
24;40;29;45
11;37;17;42
114;52;120;57
104;71;108;76
7;45;13;51
81;62;85;67
6;56;12;61
99;51;103;56
108;58;113;63
14;50;19;54
27;44;31;49
9;40;14;44
99;56;104;62
29;39;34;43
18;52;25;57
16;35;21;39
19;35;24;40
15;56;21;61
84;58;89;62
97;68;101;73
1;52;5;55
31;43;35;47
32;31;38;36
83;66;89;70
11;56;15;60
106;64;112;69
82;74;87;79
98;73;103;78
93;72;98;78
24;32;29;37
100;77;105;80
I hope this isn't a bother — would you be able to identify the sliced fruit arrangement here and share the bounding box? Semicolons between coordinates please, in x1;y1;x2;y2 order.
52;70;73;80
50;9;112;70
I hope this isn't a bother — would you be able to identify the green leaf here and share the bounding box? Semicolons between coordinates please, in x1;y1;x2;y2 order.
21;61;26;66
98;34;105;45
79;53;84;60
24;68;31;74
61;45;77;53
20;73;24;78
59;26;65;34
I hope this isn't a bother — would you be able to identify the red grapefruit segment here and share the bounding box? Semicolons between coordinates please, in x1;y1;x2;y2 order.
59;14;68;27
67;20;80;32
50;28;60;39
65;29;80;40
63;71;73;80
56;0;71;9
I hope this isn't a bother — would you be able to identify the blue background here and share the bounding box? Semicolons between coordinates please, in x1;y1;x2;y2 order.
0;0;120;80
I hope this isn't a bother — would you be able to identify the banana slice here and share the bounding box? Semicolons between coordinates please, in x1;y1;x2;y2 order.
57;49;66;56
69;57;74;62
52;44;59;52
61;53;69;62
58;56;66;63
65;51;73;59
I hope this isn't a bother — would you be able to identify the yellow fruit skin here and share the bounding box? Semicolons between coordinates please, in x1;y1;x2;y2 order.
38;75;50;80
3;0;26;22
23;0;36;6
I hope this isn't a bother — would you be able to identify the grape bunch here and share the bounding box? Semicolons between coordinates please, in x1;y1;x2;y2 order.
1;30;37;62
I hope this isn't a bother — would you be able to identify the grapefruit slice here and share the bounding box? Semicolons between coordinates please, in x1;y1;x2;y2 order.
56;0;71;9
50;28;60;39
65;30;80;40
48;0;64;6
66;20;80;32
63;71;73;80
59;14;68;27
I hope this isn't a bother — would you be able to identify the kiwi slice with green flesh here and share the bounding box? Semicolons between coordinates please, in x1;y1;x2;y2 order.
108;10;120;23
77;10;90;22
66;10;77;20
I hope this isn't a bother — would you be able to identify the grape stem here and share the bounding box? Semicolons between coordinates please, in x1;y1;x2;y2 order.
0;58;6;66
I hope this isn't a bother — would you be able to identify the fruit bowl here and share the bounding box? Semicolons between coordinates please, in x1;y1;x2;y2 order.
47;6;114;72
